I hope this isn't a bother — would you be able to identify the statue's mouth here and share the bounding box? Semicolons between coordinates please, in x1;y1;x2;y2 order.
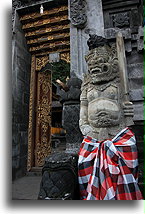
91;68;102;74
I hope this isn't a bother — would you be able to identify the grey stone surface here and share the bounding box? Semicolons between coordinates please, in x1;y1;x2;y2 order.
127;50;143;64
12;11;31;180
12;176;42;200
133;103;144;121
127;63;143;79
49;52;60;62
104;28;131;40
129;89;143;101
129;78;143;90
104;27;144;54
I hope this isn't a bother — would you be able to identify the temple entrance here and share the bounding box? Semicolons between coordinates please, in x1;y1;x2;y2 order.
16;1;70;171
27;56;70;170
27;56;71;170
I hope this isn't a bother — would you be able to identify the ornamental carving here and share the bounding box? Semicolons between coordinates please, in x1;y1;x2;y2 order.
22;15;68;29
20;5;68;21
35;71;52;167
27;32;70;45
60;52;70;63
25;24;69;38
70;0;87;28
27;56;52;170
29;40;70;53
36;56;49;71
113;12;130;27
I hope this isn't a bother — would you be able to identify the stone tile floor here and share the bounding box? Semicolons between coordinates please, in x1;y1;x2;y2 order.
12;176;42;200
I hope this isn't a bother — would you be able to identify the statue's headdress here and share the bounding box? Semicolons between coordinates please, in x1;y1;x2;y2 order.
87;34;110;50
85;34;116;62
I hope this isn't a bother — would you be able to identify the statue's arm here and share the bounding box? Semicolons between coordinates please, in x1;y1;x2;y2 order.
79;90;93;136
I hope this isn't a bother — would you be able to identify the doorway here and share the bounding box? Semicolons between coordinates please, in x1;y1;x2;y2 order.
27;56;70;171
17;1;70;171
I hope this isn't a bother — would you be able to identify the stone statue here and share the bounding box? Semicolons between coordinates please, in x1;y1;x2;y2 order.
79;34;134;141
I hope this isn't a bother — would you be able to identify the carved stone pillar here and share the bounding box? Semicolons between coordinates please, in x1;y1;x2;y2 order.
68;0;104;79
58;77;83;153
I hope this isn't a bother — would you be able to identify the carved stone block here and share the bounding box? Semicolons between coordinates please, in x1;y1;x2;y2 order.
112;12;130;27
58;76;83;153
62;104;83;153
38;152;79;200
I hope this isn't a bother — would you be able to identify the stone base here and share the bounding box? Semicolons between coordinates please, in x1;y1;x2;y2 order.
38;152;80;200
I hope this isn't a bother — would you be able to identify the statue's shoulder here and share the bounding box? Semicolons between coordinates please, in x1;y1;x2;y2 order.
81;74;92;91
80;74;93;100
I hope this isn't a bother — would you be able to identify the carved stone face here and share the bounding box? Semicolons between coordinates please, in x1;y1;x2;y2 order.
86;45;119;84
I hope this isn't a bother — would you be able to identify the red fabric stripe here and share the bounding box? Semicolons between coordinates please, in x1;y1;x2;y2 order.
79;166;93;177
114;130;134;146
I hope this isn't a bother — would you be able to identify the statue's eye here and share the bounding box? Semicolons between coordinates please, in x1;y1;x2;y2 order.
88;59;95;65
97;58;104;63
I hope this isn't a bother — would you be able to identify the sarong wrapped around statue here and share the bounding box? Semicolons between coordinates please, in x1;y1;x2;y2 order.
78;127;143;200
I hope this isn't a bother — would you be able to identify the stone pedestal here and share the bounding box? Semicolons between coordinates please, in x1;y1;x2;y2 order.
62;103;83;153
58;77;83;154
38;152;79;200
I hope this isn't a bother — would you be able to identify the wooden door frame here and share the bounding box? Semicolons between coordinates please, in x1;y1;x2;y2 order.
27;55;51;171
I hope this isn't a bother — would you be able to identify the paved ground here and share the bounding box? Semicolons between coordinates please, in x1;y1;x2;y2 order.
12;175;42;200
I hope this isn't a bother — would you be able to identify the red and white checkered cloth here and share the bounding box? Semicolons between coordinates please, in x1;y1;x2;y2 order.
78;127;143;200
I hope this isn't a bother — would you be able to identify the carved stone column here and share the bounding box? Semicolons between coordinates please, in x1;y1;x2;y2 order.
68;0;104;79
58;76;83;153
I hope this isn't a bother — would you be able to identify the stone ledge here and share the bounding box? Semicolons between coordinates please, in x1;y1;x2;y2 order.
129;89;143;101
133;103;143;121
127;63;143;78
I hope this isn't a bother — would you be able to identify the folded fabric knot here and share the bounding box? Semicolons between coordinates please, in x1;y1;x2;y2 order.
78;127;143;200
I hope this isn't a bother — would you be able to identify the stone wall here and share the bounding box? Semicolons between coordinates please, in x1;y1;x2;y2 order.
102;0;143;121
12;11;31;179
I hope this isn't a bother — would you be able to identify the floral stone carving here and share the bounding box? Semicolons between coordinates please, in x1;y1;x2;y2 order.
79;35;134;141
70;0;87;28
113;12;130;27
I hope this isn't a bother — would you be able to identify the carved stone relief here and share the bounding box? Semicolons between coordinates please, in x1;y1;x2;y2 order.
102;0;143;31
70;0;87;28
112;12;130;27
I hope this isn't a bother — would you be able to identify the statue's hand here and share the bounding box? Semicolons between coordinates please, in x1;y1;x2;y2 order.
79;124;93;136
123;101;134;117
